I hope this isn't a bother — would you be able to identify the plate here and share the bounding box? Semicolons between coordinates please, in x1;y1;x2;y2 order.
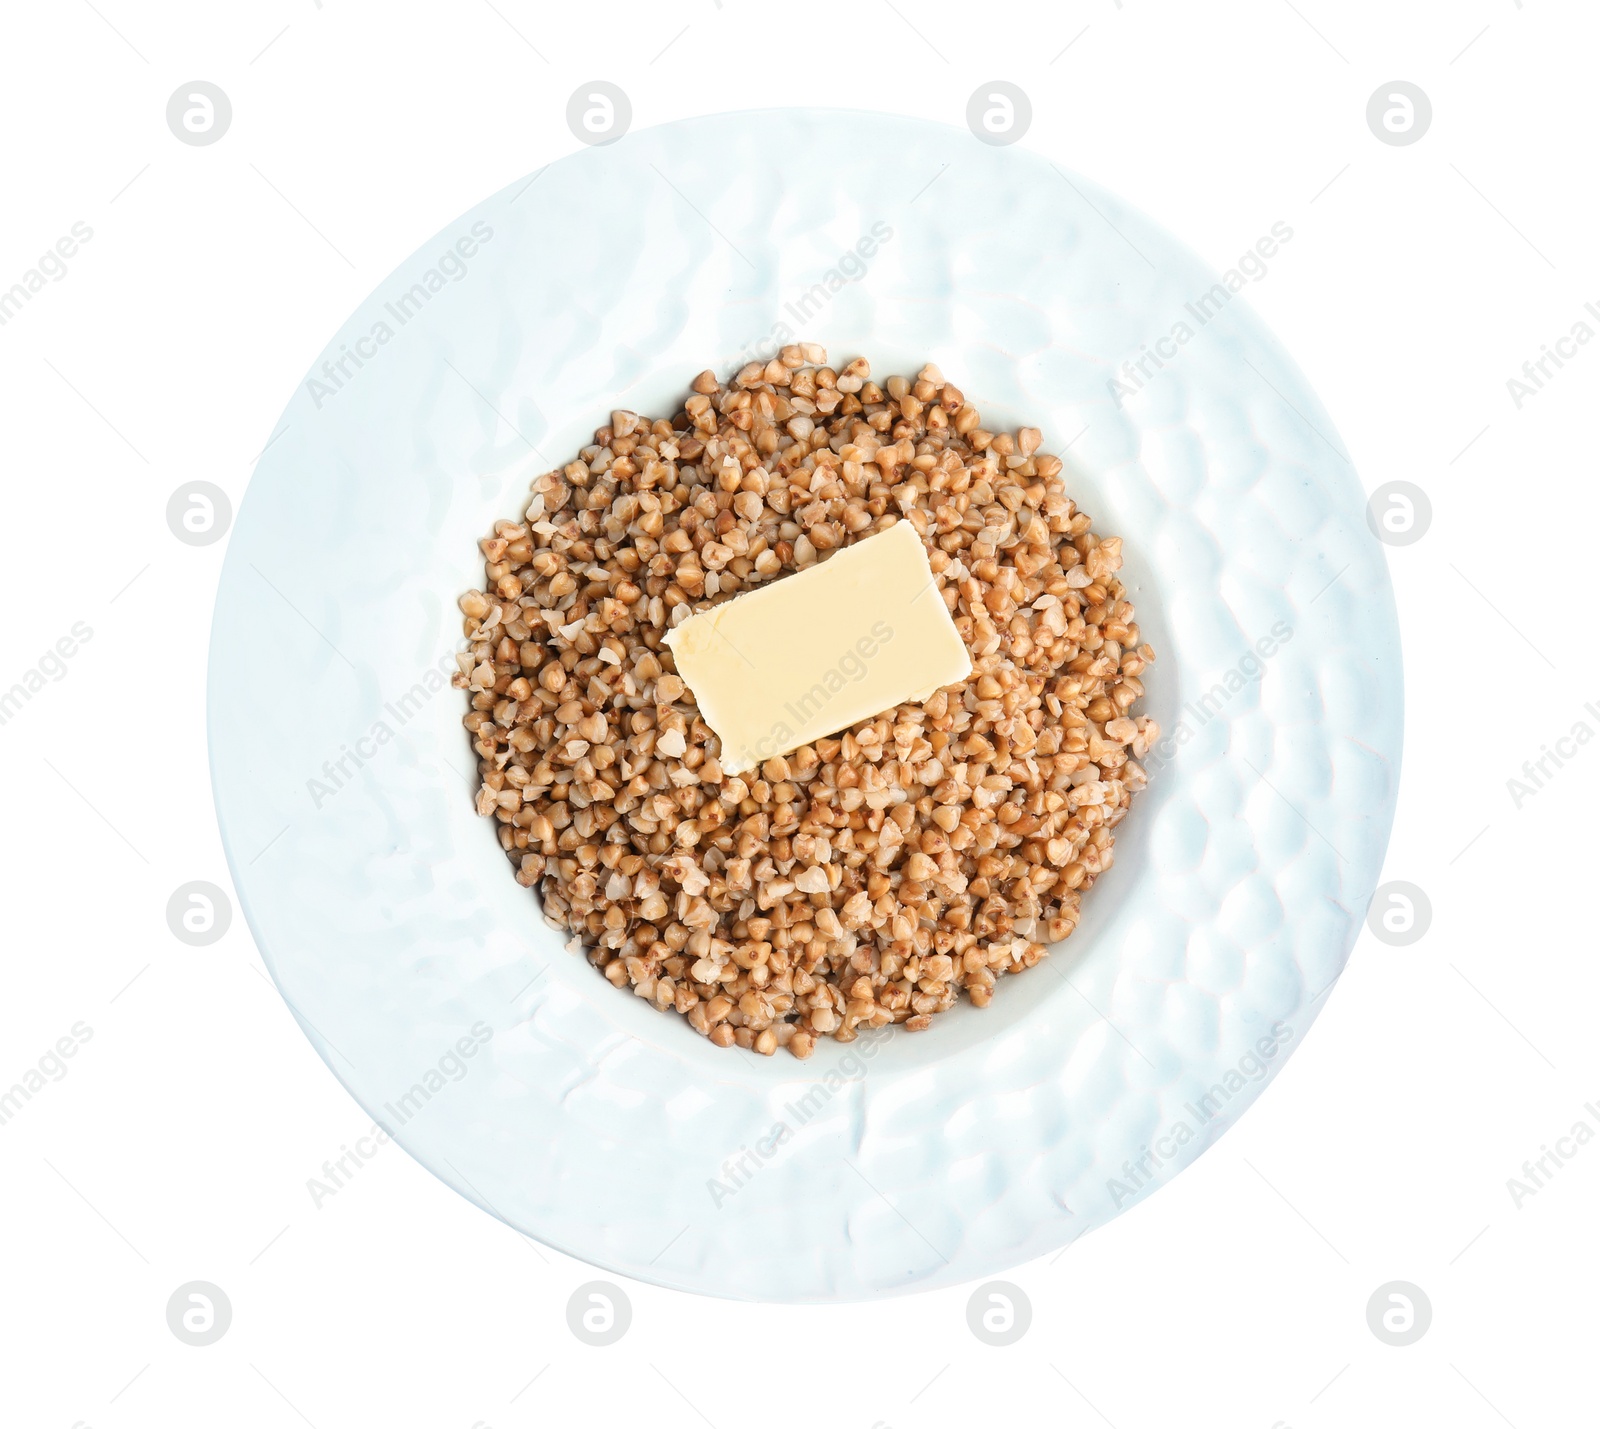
209;108;1402;1300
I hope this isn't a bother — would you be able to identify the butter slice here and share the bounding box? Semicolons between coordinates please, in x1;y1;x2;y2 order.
664;520;971;775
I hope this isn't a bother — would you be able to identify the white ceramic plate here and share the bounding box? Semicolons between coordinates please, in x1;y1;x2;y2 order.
209;108;1402;1301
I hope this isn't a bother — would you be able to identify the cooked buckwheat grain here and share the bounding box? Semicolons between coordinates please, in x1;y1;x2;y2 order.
458;348;1157;1056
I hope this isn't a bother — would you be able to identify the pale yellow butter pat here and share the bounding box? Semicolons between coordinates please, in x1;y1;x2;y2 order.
664;520;972;776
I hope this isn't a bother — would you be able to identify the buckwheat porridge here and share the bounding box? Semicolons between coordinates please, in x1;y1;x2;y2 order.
457;347;1157;1057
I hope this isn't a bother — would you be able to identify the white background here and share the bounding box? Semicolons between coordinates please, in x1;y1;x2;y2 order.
2;0;1595;1425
